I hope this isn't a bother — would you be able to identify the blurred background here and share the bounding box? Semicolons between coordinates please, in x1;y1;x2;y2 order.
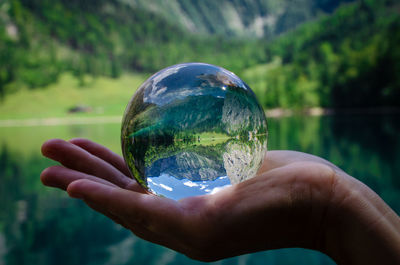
0;0;399;264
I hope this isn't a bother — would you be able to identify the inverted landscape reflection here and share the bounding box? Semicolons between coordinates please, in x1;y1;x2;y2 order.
121;63;267;199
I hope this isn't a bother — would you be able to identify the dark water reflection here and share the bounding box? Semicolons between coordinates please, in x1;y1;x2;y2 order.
0;114;398;265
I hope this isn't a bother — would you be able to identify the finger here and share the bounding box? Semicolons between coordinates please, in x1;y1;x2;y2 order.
84;200;128;228
41;139;139;190
83;190;185;252
41;165;117;190
67;179;183;234
69;138;131;177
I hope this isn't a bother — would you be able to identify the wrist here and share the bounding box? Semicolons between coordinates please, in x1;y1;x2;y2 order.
322;172;400;265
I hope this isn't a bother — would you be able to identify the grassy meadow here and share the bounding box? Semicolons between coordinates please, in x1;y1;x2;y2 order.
0;72;146;120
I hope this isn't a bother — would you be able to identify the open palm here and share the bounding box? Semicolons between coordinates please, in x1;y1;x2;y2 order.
41;138;400;264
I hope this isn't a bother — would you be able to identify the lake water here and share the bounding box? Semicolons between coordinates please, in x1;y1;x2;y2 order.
0;114;399;265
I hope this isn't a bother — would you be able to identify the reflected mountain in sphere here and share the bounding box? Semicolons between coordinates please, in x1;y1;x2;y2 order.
121;63;267;200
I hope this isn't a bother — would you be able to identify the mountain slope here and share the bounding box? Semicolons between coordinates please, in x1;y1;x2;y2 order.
120;0;355;38
0;0;266;95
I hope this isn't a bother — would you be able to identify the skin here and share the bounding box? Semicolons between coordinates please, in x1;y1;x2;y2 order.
40;138;400;264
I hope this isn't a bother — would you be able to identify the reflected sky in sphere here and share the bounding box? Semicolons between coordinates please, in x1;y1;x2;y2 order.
121;63;267;200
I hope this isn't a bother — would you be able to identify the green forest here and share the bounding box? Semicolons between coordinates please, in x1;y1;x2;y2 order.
0;0;399;110
257;0;400;108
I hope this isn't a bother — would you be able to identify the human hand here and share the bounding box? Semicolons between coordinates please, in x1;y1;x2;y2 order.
41;139;400;264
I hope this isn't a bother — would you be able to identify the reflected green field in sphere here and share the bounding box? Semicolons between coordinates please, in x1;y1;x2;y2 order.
121;63;267;200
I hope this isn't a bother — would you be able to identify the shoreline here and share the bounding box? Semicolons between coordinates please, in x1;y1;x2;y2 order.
0;107;399;127
266;107;400;118
0;116;122;127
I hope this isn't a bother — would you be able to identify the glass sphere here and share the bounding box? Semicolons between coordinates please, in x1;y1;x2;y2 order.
121;63;267;200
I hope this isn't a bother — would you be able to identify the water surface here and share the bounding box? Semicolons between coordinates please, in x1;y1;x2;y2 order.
0;114;399;265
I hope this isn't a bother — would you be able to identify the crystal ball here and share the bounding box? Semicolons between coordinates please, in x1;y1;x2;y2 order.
121;63;267;200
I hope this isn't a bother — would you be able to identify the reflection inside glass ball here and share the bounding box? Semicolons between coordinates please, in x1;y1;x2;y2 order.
121;63;267;200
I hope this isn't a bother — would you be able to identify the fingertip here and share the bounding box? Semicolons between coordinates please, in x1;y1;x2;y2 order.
67;179;110;199
40;166;54;186
41;138;66;156
67;179;90;198
41;165;70;190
